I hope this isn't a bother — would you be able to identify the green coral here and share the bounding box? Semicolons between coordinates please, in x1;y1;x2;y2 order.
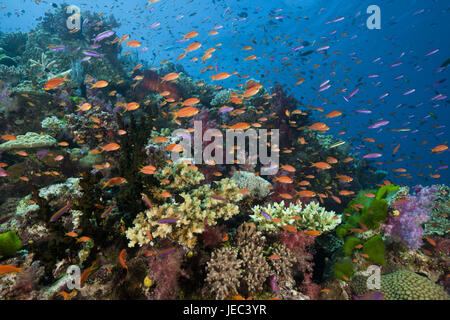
250;200;341;233
343;236;362;256
0;231;22;256
351;270;449;300
230;171;272;198
359;198;388;230
375;184;400;201
0;132;57;151
41;116;65;137
333;257;354;281
424;184;450;236
362;234;386;265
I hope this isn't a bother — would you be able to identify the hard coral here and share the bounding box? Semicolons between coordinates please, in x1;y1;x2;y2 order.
204;247;243;300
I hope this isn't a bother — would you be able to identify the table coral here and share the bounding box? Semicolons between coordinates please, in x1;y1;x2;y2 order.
230;170;272;198
126;162;243;248
250;200;341;232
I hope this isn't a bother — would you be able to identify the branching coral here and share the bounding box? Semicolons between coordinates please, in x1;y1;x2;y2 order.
234;223;271;296
126;162;243;248
204;247;243;300
250;200;341;233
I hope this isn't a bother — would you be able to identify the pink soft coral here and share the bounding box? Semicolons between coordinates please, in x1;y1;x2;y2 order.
280;231;319;299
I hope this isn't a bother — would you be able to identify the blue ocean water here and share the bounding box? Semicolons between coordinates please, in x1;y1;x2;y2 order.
0;0;449;185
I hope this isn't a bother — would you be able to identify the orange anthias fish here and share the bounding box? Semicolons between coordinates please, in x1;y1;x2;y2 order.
185;42;202;53
102;177;127;188
312;162;332;170
431;145;448;153
303;230;322;236
44;77;68;90
297;190;316;198
275;176;293;184
211;72;232;81
140;165;157;175
100;143;120;152
281;225;297;232
1;134;17;141
0;265;24;275
90;81;109;89
228;122;251;130
173;106;200;120
119;249;128;270
127;40;142;48
181;97;200;106
324;110;342;118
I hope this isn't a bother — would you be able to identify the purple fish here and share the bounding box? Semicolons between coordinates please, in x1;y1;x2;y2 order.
291;45;304;51
390;62;402;68
157;218;180;224
363;153;383;159
214;25;223;30
81;57;91;62
316;45;330;52
261;211;272;220
326;16;345;24
369;120;389;129
403;89;416;96
211;195;226;201
379;92;389;100
93;30;115;43
83;50;104;58
425;49;439;56
140;47;149;53
149;22;161;29
176;38;189;43
318;84;331;92
353;292;383;300
367;74;379;78
89;44;101;50
438;165;448;170
158;248;176;259
218;106;234;113
356;109;372;114
51;46;68;51
431;94;447;101
347;88;359;99
37;150;50;156
50;201;71;222
0;92;6;99
101;205;116;218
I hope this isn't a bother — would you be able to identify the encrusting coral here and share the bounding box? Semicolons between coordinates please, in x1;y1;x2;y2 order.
250;200;341;233
351;270;449;300
126;162;243;248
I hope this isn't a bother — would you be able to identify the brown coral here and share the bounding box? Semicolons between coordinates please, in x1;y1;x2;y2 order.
204;247;242;300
